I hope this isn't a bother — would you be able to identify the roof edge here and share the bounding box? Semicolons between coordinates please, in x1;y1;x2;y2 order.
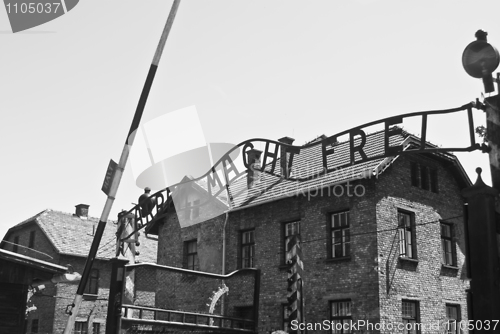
0;248;67;274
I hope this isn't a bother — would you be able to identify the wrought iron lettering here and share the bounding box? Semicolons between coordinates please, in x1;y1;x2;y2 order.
242;142;254;169
120;101;483;236
385;116;403;155
261;141;279;174
350;128;367;164
206;167;224;198
222;157;242;184
322;136;337;172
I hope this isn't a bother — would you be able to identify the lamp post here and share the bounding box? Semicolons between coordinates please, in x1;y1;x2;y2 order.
462;30;499;94
462;30;500;330
463;31;500;191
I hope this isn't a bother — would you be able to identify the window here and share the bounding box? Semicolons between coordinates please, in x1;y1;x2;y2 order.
74;321;87;334
282;304;290;332
330;211;350;258
184;240;199;270
330;300;352;333
445;304;460;334
31;319;39;333
13;236;19;253
441;223;457;266
430;169;438;193
188;199;200;220
84;269;99;295
284;221;300;263
420;166;429;190
240;230;255;268
402;300;420;334
92;323;101;334
398;211;416;259
29;231;35;248
410;162;419;187
410;162;438;193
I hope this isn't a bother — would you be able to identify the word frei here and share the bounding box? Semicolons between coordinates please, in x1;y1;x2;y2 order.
184;119;408;203
128;102;480;228
184;103;479;203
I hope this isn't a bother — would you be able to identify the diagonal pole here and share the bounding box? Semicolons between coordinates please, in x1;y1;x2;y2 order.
62;1;181;333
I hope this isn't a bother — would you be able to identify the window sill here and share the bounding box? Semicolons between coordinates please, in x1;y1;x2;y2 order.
325;256;351;264
441;264;459;270
411;185;439;194
399;257;418;263
278;264;289;271
83;294;98;300
238;265;256;270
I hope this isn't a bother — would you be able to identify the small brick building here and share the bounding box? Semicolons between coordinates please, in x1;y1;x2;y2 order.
1;205;157;334
0;248;67;334
147;129;472;334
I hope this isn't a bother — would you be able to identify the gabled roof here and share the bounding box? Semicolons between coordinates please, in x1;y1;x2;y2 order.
226;128;471;210
3;209;157;263
173;175;229;208
0;248;68;274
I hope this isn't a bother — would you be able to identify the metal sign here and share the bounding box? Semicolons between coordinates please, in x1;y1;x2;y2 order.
120;101;484;235
101;159;117;195
172;102;482;202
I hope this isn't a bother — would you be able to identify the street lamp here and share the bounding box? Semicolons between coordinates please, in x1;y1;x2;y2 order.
461;30;500;326
462;30;499;93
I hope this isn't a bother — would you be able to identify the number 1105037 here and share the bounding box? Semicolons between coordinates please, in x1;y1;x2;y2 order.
5;2;61;14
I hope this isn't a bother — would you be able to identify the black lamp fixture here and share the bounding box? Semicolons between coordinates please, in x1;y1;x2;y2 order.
462;30;500;93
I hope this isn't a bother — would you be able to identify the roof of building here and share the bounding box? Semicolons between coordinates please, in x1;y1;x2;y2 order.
0;248;68;274
226;129;471;210
2;209;157;263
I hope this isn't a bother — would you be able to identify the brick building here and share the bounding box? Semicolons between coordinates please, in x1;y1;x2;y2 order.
1;205;157;334
0;248;68;334
146;129;472;334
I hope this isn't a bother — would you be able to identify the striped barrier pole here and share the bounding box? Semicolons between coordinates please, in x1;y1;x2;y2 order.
286;234;304;334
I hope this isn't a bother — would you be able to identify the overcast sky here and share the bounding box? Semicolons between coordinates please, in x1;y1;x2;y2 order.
1;0;499;240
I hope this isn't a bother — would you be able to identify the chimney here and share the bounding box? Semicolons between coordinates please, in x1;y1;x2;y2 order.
278;136;295;178
75;204;89;219
246;149;262;189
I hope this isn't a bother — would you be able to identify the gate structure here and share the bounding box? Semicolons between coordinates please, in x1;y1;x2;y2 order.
112;262;260;334
104;100;491;333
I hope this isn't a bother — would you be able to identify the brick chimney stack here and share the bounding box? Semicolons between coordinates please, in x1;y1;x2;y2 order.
278;136;295;178
246;149;262;189
75;204;89;219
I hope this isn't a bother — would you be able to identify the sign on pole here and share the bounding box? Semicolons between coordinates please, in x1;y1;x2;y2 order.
101;159;117;196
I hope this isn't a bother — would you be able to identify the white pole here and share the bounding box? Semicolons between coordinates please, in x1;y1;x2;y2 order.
62;1;181;333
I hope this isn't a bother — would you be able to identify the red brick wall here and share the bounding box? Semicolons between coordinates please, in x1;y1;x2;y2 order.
26;284;57;334
3;222;60;263
156;211;228;314
375;155;469;334
158;153;470;334
2;222;112;333
51;256;111;334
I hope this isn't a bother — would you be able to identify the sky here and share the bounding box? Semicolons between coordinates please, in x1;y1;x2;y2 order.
1;0;499;240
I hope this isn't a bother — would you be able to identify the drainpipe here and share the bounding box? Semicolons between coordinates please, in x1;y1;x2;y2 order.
220;202;231;317
222;211;228;276
221;169;232;316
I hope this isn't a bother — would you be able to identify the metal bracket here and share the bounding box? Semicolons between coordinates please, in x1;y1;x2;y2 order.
473;98;486;110
481;143;492;153
65;303;75;315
